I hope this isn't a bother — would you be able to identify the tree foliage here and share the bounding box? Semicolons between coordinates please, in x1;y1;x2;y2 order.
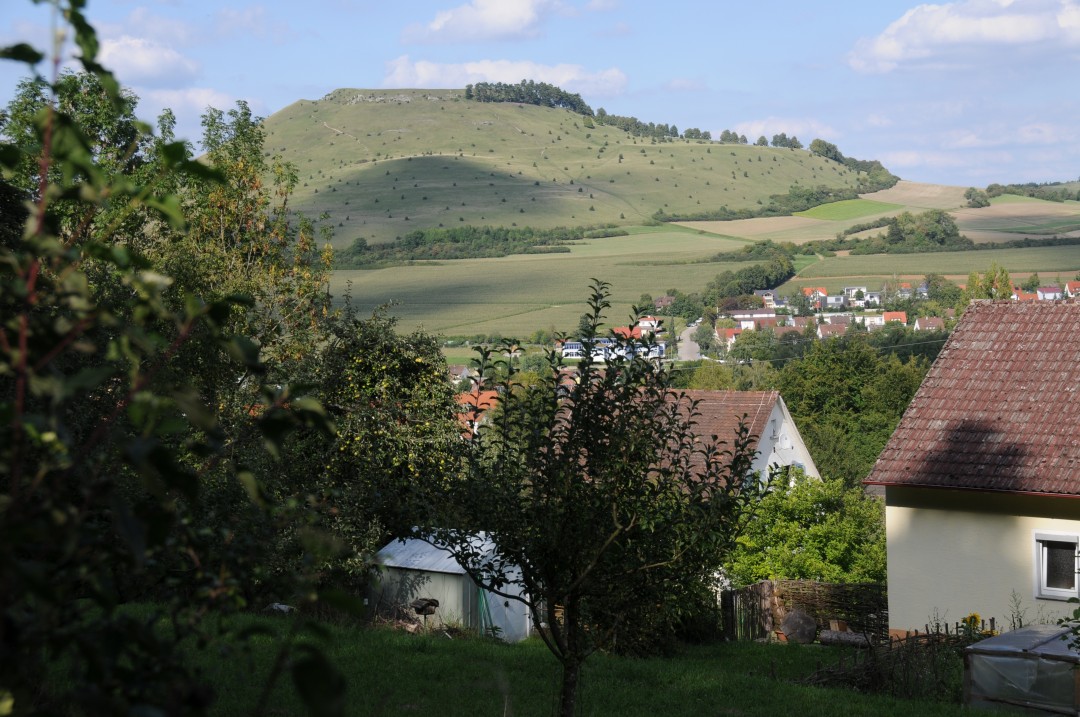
466;80;593;115
723;473;886;585
431;281;768;716
0;7;465;713
777;336;928;486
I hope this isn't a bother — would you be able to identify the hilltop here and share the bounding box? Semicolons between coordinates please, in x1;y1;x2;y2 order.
262;89;876;252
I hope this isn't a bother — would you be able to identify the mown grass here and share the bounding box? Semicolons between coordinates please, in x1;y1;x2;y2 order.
796;199;903;221
186;615;968;717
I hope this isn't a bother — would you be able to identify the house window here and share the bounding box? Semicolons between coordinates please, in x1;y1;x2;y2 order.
1034;532;1079;600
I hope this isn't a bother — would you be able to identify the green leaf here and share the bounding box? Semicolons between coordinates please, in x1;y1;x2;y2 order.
236;469;265;508
143;195;185;229
290;647;346;717
171;388;217;432
226;335;263;371
317;588;368;617
0;43;45;65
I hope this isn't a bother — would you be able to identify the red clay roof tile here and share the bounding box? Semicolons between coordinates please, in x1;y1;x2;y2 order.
865;300;1080;495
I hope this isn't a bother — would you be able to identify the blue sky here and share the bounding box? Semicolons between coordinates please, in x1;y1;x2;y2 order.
2;0;1079;187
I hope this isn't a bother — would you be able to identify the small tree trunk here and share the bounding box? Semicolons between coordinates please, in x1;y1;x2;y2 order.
558;600;583;717
559;655;582;717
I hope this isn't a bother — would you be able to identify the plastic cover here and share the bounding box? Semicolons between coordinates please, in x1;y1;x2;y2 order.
965;624;1080;714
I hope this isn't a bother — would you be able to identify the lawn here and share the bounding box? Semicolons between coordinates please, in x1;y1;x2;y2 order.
189;616;968;717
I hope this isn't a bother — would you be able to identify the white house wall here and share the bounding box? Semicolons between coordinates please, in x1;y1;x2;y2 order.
886;487;1080;632
754;398;820;479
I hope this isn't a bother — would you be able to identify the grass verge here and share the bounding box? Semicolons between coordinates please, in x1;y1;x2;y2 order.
177;613;970;717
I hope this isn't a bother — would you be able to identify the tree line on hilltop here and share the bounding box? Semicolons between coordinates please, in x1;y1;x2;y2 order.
465;79;593;115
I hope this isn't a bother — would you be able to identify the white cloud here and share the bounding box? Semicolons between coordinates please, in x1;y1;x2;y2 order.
215;6;288;42
944;121;1075;148
403;0;563;43
880;149;975;169
141;87;240;146
113;8;197;46
99;36;200;87
382;55;628;97
144;87;235;116
849;0;1080;73
732;116;838;142
663;78;707;92
863;113;893;128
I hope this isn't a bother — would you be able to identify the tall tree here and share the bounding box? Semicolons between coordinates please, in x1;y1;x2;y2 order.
724;473;886;585
432;281;766;717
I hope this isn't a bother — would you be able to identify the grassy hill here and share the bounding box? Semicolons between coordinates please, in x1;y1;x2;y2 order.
262;89;864;250
261;91;1080;340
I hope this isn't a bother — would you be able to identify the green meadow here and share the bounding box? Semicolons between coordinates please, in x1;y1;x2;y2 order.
190;617;966;717
263;89;861;249
795;198;903;221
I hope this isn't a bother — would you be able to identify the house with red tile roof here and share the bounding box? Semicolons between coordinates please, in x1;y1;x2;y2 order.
1065;281;1080;298
816;323;847;339
1012;287;1038;302
912;316;944;332
1038;286;1064;301
456;390;499;435
883;311;907;325
679;390;819;480
865;300;1080;632
717;327;742;351
637;316;663;333
613;325;643;340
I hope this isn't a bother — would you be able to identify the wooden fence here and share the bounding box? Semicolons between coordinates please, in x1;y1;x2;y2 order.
720;580;888;644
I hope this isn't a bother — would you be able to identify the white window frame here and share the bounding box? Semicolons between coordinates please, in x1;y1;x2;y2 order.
1033;531;1079;601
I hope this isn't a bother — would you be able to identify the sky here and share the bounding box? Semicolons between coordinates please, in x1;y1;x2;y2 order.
2;0;1079;187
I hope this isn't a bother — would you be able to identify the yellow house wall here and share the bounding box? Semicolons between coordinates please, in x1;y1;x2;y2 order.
886;487;1080;632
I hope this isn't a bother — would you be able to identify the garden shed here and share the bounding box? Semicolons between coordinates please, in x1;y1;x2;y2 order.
964;624;1080;714
371;537;532;642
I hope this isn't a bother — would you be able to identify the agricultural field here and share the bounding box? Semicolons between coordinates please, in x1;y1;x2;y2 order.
860;181;968;210
333;226;748;336
673;181;966;245
795;198;903;221
788;245;1080;282
952;197;1080;242
332;189;1080;339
